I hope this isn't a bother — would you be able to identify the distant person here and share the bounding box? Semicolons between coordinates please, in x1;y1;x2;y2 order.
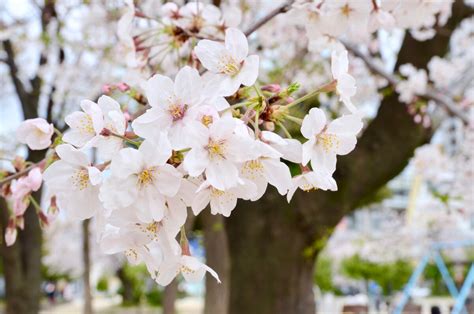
45;282;56;304
431;306;441;314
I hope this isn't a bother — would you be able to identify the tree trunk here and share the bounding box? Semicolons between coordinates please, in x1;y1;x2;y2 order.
0;151;43;314
162;279;178;314
203;211;230;314
225;3;471;314
82;219;93;314
227;190;317;314
116;265;135;305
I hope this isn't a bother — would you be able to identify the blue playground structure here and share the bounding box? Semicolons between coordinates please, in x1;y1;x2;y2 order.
393;240;474;314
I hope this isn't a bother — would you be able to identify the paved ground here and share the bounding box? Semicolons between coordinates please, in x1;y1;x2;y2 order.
40;296;203;314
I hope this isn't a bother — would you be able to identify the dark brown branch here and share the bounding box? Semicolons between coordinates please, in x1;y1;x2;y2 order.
343;41;469;124
244;0;295;37
1;40;36;119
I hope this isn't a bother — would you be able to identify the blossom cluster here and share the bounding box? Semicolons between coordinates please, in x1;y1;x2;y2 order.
4;27;363;285
292;0;454;51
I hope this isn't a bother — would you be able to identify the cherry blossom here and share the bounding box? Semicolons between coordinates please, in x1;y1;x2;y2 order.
63;96;126;159
182;116;256;190
16;118;54;150
42;144;102;220
331;50;357;113
132;66;224;149
4;0;469;290
287;170;338;202
99;137;182;222
301;107;363;175
154;237;220;286
10;167;42;216
195;27;259;96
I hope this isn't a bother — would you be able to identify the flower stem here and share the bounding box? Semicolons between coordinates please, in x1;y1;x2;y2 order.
286;80;337;109
277;122;292;138
28;195;42;213
285;115;303;125
109;132;141;147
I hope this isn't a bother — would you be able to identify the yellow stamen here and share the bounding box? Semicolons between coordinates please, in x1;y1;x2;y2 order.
317;133;340;153
138;167;156;187
71;169;89;190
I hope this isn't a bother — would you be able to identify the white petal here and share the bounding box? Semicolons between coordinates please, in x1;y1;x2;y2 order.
132;108;173;140
55;144;90;167
155;164;182;197
140;137;172;167
87;167;102;185
238;55;259;86
301;108;326;139
146;74;175;107
206;159;239;190
310;147;337;175
224;27;248;62
110;148;143;179
331;49;349;79
194;40;226;73
174;66;203;105
192;189;210;216
262;159;292;195
183;148;209;177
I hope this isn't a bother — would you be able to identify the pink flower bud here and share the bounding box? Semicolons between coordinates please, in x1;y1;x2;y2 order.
414;114;422;124
102;84;113;94
100;128;112;136
261;84;281;93
123;112;132;122
117;83;130;92
5;219;17;247
38;211;49;228
14;216;24;230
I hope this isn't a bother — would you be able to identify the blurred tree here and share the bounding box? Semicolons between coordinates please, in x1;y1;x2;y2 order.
341;255;413;296
313;256;338;294
0;1;62;313
226;2;472;313
116;263;148;306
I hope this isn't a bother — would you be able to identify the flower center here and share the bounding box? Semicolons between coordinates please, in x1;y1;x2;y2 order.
218;55;240;76
169;104;187;121
210;188;225;198
341;4;353;17
79;115;95;135
137;221;161;241
206;139;226;160
301;183;317;192
138;167;156;187
201;115;213;127
71;169;89;191
316;133;340;153
125;249;138;262
242;160;264;179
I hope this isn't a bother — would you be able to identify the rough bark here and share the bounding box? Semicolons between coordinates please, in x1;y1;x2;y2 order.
227;191;316;314
203;211;230;314
226;2;470;313
82;219;94;314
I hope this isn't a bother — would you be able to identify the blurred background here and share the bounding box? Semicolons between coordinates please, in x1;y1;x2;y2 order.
1;0;473;314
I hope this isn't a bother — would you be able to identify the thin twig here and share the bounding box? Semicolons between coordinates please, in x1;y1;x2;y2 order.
342;41;469;125
0;163;41;188
244;0;295;37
